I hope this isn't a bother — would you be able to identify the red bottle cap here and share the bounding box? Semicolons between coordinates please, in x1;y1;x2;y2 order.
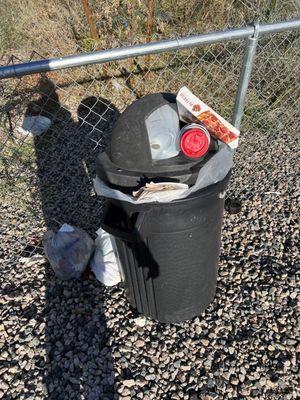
180;127;210;159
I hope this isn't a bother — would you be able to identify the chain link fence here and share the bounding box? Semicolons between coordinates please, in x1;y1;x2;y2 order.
0;21;299;274
0;14;299;399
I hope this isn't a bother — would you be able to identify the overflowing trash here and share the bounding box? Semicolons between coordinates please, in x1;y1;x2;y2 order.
94;141;233;204
43;224;94;280
43;224;122;286
93;87;241;322
90;228;122;286
44;87;240;302
95;86;238;205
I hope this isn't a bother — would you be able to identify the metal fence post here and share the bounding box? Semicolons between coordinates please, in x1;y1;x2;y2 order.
232;22;260;130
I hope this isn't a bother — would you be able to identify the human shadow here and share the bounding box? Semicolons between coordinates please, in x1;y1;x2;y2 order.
30;76;120;399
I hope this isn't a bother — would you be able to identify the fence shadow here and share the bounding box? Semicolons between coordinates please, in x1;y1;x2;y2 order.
29;76;120;399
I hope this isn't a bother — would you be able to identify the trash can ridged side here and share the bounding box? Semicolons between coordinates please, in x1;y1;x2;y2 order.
101;172;230;323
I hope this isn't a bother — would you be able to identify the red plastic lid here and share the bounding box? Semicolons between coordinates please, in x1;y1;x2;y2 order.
180;127;210;159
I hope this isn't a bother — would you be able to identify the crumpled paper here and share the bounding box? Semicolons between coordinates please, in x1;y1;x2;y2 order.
133;182;188;202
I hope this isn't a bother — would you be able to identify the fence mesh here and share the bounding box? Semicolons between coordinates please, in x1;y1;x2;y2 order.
0;39;246;262
232;30;300;197
1;30;299;264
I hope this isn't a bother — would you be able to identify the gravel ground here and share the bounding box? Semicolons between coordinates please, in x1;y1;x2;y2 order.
1;187;299;400
0;85;299;400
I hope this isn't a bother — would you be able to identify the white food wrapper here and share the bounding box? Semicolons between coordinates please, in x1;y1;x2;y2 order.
176;86;240;149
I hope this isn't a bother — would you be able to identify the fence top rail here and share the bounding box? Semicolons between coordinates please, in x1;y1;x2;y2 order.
0;19;299;80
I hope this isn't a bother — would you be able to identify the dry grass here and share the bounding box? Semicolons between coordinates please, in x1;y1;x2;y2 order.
0;0;299;59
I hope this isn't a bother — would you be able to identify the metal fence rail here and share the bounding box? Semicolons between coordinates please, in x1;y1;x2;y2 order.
1;19;300;80
0;18;299;263
0;19;299;128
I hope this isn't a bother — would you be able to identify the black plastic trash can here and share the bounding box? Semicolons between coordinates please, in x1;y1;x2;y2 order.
96;92;231;323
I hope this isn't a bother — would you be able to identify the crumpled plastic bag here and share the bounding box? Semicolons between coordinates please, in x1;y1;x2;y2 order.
93;142;233;204
90;228;122;286
18;115;51;136
185;141;233;196
43;224;94;280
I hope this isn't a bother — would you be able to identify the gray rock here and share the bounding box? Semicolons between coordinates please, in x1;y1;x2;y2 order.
123;379;135;388
145;374;156;381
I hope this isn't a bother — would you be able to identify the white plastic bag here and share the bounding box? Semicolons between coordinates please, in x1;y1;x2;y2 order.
18;115;51;136
90;228;122;286
43;224;94;280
